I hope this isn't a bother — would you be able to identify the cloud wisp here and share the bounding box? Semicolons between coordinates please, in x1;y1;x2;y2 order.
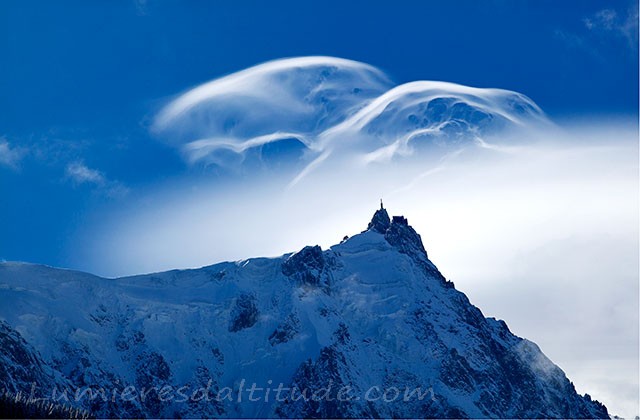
557;2;639;56
66;161;129;198
0;138;26;170
66;161;106;185
584;5;639;48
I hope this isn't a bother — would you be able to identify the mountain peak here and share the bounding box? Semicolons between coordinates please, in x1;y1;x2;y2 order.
365;203;433;269
367;201;391;233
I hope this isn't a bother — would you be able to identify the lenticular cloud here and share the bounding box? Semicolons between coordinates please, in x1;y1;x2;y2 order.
152;56;550;170
153;57;392;165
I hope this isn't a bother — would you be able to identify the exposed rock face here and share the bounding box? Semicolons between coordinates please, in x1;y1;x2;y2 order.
282;245;325;286
0;321;60;397
367;205;391;233
269;314;300;346
228;293;259;332
276;346;354;419
385;215;429;261
0;208;608;418
281;245;335;292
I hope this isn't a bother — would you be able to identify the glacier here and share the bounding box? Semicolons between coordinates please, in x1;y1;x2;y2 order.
0;206;608;418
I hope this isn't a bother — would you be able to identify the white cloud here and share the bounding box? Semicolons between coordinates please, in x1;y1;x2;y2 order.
66;161;106;185
0;138;26;169
153;57;549;184
152;56;392;166
621;4;640;46
584;9;618;31
557;4;638;57
583;4;639;48
65;161;129;198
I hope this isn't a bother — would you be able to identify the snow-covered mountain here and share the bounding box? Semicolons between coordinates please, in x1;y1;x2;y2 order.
0;206;608;418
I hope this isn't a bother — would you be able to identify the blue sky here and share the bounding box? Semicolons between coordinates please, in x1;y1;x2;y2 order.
0;0;638;270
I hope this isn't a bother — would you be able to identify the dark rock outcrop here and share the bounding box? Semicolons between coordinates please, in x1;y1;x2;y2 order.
228;293;259;332
281;245;336;292
0;321;59;398
367;205;391;233
269;314;300;346
281;245;325;287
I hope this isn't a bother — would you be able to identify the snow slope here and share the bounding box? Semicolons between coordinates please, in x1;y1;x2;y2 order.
0;207;607;418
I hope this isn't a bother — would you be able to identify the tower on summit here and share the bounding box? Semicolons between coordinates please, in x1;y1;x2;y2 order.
380;199;384;210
